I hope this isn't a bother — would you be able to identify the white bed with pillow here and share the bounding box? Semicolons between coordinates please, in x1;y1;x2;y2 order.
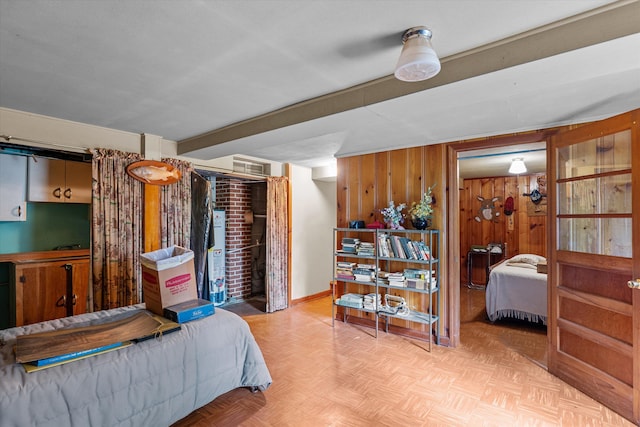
485;254;548;325
0;305;272;427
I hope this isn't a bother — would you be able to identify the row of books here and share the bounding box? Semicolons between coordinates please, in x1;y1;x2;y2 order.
337;263;437;289
377;233;431;260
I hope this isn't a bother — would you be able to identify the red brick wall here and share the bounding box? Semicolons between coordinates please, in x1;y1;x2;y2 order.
215;179;252;301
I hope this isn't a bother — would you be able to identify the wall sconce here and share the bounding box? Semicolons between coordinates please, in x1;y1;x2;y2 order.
394;26;441;82
508;158;527;174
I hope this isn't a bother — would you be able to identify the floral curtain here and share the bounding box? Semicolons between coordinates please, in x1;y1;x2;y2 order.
265;176;289;312
91;149;144;310
160;158;193;248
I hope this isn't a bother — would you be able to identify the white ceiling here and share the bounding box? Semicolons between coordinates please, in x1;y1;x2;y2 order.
1;0;639;178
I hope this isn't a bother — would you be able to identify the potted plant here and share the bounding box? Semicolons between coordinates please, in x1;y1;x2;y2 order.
408;184;436;229
380;200;406;229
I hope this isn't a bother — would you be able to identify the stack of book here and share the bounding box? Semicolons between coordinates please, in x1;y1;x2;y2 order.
387;272;405;287
363;293;381;310
352;264;376;282
376;270;390;285
336;293;364;309
336;261;355;280
404;268;433;280
340;237;360;254
404;268;437;290
356;241;375;256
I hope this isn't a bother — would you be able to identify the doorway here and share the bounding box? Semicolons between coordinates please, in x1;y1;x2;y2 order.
446;131;549;346
457;139;549;368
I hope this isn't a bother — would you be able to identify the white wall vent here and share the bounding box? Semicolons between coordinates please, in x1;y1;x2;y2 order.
233;157;270;176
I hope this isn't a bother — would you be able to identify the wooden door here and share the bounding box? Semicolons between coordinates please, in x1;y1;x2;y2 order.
14;258;89;326
70;258;89;315
548;110;639;423
15;261;68;326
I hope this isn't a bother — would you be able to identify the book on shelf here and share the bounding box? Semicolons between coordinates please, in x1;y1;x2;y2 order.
356;241;375;256
336;293;364;309
356;263;376;270
336;261;356;269
403;268;435;279
363;293;381;310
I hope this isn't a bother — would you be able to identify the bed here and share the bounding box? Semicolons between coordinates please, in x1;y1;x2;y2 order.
485;254;548;325
0;305;272;427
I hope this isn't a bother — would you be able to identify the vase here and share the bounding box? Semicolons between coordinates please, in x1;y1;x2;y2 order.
386;221;404;230
411;217;431;230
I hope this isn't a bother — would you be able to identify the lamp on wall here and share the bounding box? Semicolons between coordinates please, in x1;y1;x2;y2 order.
508;158;527;174
394;26;441;82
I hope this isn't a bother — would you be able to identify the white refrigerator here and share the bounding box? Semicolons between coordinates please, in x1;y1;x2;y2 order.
208;209;226;306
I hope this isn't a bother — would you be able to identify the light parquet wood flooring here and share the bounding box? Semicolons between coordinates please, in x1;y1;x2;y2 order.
172;286;633;427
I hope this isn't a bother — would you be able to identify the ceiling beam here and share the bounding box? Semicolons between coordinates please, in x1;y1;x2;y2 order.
178;0;640;156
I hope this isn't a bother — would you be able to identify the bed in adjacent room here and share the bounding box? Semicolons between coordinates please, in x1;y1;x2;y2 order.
485;254;548;325
0;305;272;427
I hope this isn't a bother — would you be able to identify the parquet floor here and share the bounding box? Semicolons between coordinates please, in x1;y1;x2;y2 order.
172;286;633;427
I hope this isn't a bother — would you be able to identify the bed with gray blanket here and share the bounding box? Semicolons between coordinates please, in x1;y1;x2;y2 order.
0;305;272;427
485;254;548;325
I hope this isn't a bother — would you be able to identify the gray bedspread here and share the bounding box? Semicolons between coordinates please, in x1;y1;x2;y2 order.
486;257;547;324
0;305;272;427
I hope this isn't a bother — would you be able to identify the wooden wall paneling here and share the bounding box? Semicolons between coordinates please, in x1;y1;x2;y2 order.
458;174;548;283
493;177;506;247
374;152;390;224
459;186;468;283
405;146;423;212
359;154;377;225
389;150;408;211
336;158;348;227
517;175;530;255
427;144;447;341
504;177;519;256
347;156;362;227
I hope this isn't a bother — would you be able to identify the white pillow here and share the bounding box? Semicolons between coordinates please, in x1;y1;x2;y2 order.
507;254;546;266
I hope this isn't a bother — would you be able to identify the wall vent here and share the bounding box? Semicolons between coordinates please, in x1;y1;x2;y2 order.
233;157;270;176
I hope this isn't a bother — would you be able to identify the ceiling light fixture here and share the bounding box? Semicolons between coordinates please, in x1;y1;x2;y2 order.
508;158;527;174
394;26;441;82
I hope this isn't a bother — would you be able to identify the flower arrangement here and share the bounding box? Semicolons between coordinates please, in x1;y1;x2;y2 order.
408;184;436;221
380;200;406;229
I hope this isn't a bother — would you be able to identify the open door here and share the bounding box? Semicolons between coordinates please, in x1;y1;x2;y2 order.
548;110;639;423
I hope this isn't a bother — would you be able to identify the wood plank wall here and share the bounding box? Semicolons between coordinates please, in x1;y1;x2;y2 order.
460;174;547;285
336;145;447;342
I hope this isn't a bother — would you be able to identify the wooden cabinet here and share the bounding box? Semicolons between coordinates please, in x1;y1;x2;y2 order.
0;154;28;221
10;255;89;326
28;157;92;203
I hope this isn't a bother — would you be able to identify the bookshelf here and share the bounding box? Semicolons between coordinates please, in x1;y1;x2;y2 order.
331;227;440;350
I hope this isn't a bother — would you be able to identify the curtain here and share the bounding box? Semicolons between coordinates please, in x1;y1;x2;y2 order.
190;172;212;299
265;176;289;312
91;149;144;310
160;158;193;249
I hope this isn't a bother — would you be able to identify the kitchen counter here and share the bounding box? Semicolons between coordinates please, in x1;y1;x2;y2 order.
0;249;90;264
